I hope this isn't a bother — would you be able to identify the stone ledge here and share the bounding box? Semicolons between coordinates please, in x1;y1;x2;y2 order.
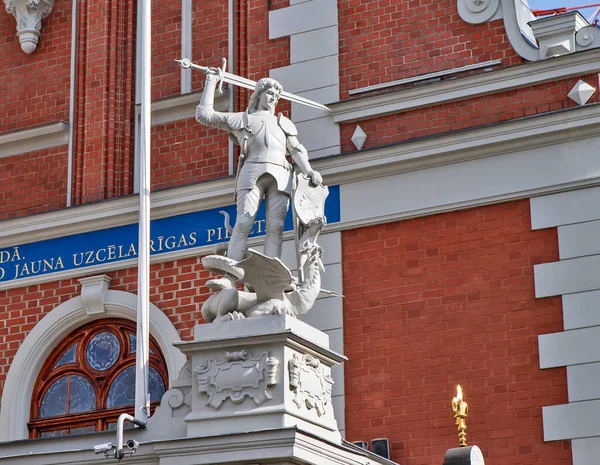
0;121;68;159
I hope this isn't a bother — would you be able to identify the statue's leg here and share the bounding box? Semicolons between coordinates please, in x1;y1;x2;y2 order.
264;181;290;259
227;185;263;261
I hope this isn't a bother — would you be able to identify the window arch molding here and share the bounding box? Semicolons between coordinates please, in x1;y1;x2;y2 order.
0;277;186;441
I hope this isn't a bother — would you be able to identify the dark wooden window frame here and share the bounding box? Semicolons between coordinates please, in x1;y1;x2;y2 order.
29;318;168;438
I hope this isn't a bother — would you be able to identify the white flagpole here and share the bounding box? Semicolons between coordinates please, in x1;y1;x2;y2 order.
135;0;151;424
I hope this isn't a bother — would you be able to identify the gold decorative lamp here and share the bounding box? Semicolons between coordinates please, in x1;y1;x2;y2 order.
442;385;485;465
452;385;468;447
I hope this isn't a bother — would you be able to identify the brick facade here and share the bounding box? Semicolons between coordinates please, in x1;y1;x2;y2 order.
342;200;570;464
1;0;597;462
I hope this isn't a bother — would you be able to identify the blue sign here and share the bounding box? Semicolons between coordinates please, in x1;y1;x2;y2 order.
0;186;340;283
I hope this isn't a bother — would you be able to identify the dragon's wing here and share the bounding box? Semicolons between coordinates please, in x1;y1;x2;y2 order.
238;249;293;302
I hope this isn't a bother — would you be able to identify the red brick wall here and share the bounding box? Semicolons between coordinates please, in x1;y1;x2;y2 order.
342;200;570;465
340;74;597;153
151;119;229;190
0;147;68;220
338;0;521;98
0;256;212;397
0;0;72;132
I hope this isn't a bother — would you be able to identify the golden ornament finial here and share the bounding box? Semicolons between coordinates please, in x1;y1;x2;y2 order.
451;384;468;447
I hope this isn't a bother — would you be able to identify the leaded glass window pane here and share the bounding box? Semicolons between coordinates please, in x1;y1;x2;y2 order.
129;334;136;354
86;331;120;371
69;425;96;435
69;375;96;414
106;366;165;408
40;430;67;438
40;376;68;418
129;334;154;354
106;366;135;408
149;367;166;402
54;343;77;368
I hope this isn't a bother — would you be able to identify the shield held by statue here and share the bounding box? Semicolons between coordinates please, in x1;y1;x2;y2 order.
293;174;329;227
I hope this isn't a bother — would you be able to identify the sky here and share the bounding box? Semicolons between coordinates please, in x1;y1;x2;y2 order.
528;0;600;22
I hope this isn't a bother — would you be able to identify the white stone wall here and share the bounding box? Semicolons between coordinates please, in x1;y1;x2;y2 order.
269;0;340;159
532;186;600;465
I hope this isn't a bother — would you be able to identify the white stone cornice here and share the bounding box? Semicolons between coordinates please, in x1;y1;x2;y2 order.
0;121;68;159
323;103;600;186
4;0;54;54
331;48;600;123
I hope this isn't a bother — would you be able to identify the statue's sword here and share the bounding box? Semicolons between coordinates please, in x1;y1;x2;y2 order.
176;58;330;112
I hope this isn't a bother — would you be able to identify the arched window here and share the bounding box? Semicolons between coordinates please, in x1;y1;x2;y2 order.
29;319;168;438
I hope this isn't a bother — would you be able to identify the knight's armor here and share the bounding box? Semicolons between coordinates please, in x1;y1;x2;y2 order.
197;109;296;195
196;74;318;267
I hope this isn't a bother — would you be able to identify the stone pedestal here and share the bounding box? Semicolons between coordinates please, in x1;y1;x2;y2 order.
175;315;346;444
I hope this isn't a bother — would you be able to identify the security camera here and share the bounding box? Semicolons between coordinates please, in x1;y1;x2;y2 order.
126;439;139;450
93;442;114;455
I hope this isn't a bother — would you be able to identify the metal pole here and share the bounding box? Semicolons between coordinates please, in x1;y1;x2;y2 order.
66;0;78;207
134;0;151;424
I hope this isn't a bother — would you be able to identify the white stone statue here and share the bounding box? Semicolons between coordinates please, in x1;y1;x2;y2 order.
183;58;335;321
197;71;322;263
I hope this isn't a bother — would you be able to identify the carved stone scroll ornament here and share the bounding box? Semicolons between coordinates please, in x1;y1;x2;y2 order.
4;0;54;54
457;0;500;25
289;354;334;417
576;26;600;49
195;350;279;409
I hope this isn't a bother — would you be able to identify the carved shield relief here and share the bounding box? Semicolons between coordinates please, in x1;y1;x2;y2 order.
293;174;329;226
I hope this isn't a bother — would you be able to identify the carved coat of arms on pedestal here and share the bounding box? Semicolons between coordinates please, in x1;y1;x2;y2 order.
195;350;279;409
288;354;334;417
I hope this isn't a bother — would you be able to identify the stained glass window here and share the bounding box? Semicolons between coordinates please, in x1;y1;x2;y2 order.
53;343;77;368
29;319;168;438
86;332;120;371
39;375;95;418
106;366;165;408
129;334;154;354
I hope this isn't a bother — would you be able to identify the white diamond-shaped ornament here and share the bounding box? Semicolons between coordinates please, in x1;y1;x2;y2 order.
351;125;367;150
568;80;596;106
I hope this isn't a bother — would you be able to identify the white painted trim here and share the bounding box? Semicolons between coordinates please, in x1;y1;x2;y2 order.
0;287;186;441
348;59;503;95
0;122;69;159
331;48;600;123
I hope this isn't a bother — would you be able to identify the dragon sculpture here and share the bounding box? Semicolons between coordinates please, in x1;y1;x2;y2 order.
201;245;325;322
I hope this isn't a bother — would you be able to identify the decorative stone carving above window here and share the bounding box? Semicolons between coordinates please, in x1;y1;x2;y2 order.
4;0;54;54
457;0;538;61
457;0;600;61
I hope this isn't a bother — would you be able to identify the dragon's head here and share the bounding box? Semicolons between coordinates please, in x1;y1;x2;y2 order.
299;244;324;273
